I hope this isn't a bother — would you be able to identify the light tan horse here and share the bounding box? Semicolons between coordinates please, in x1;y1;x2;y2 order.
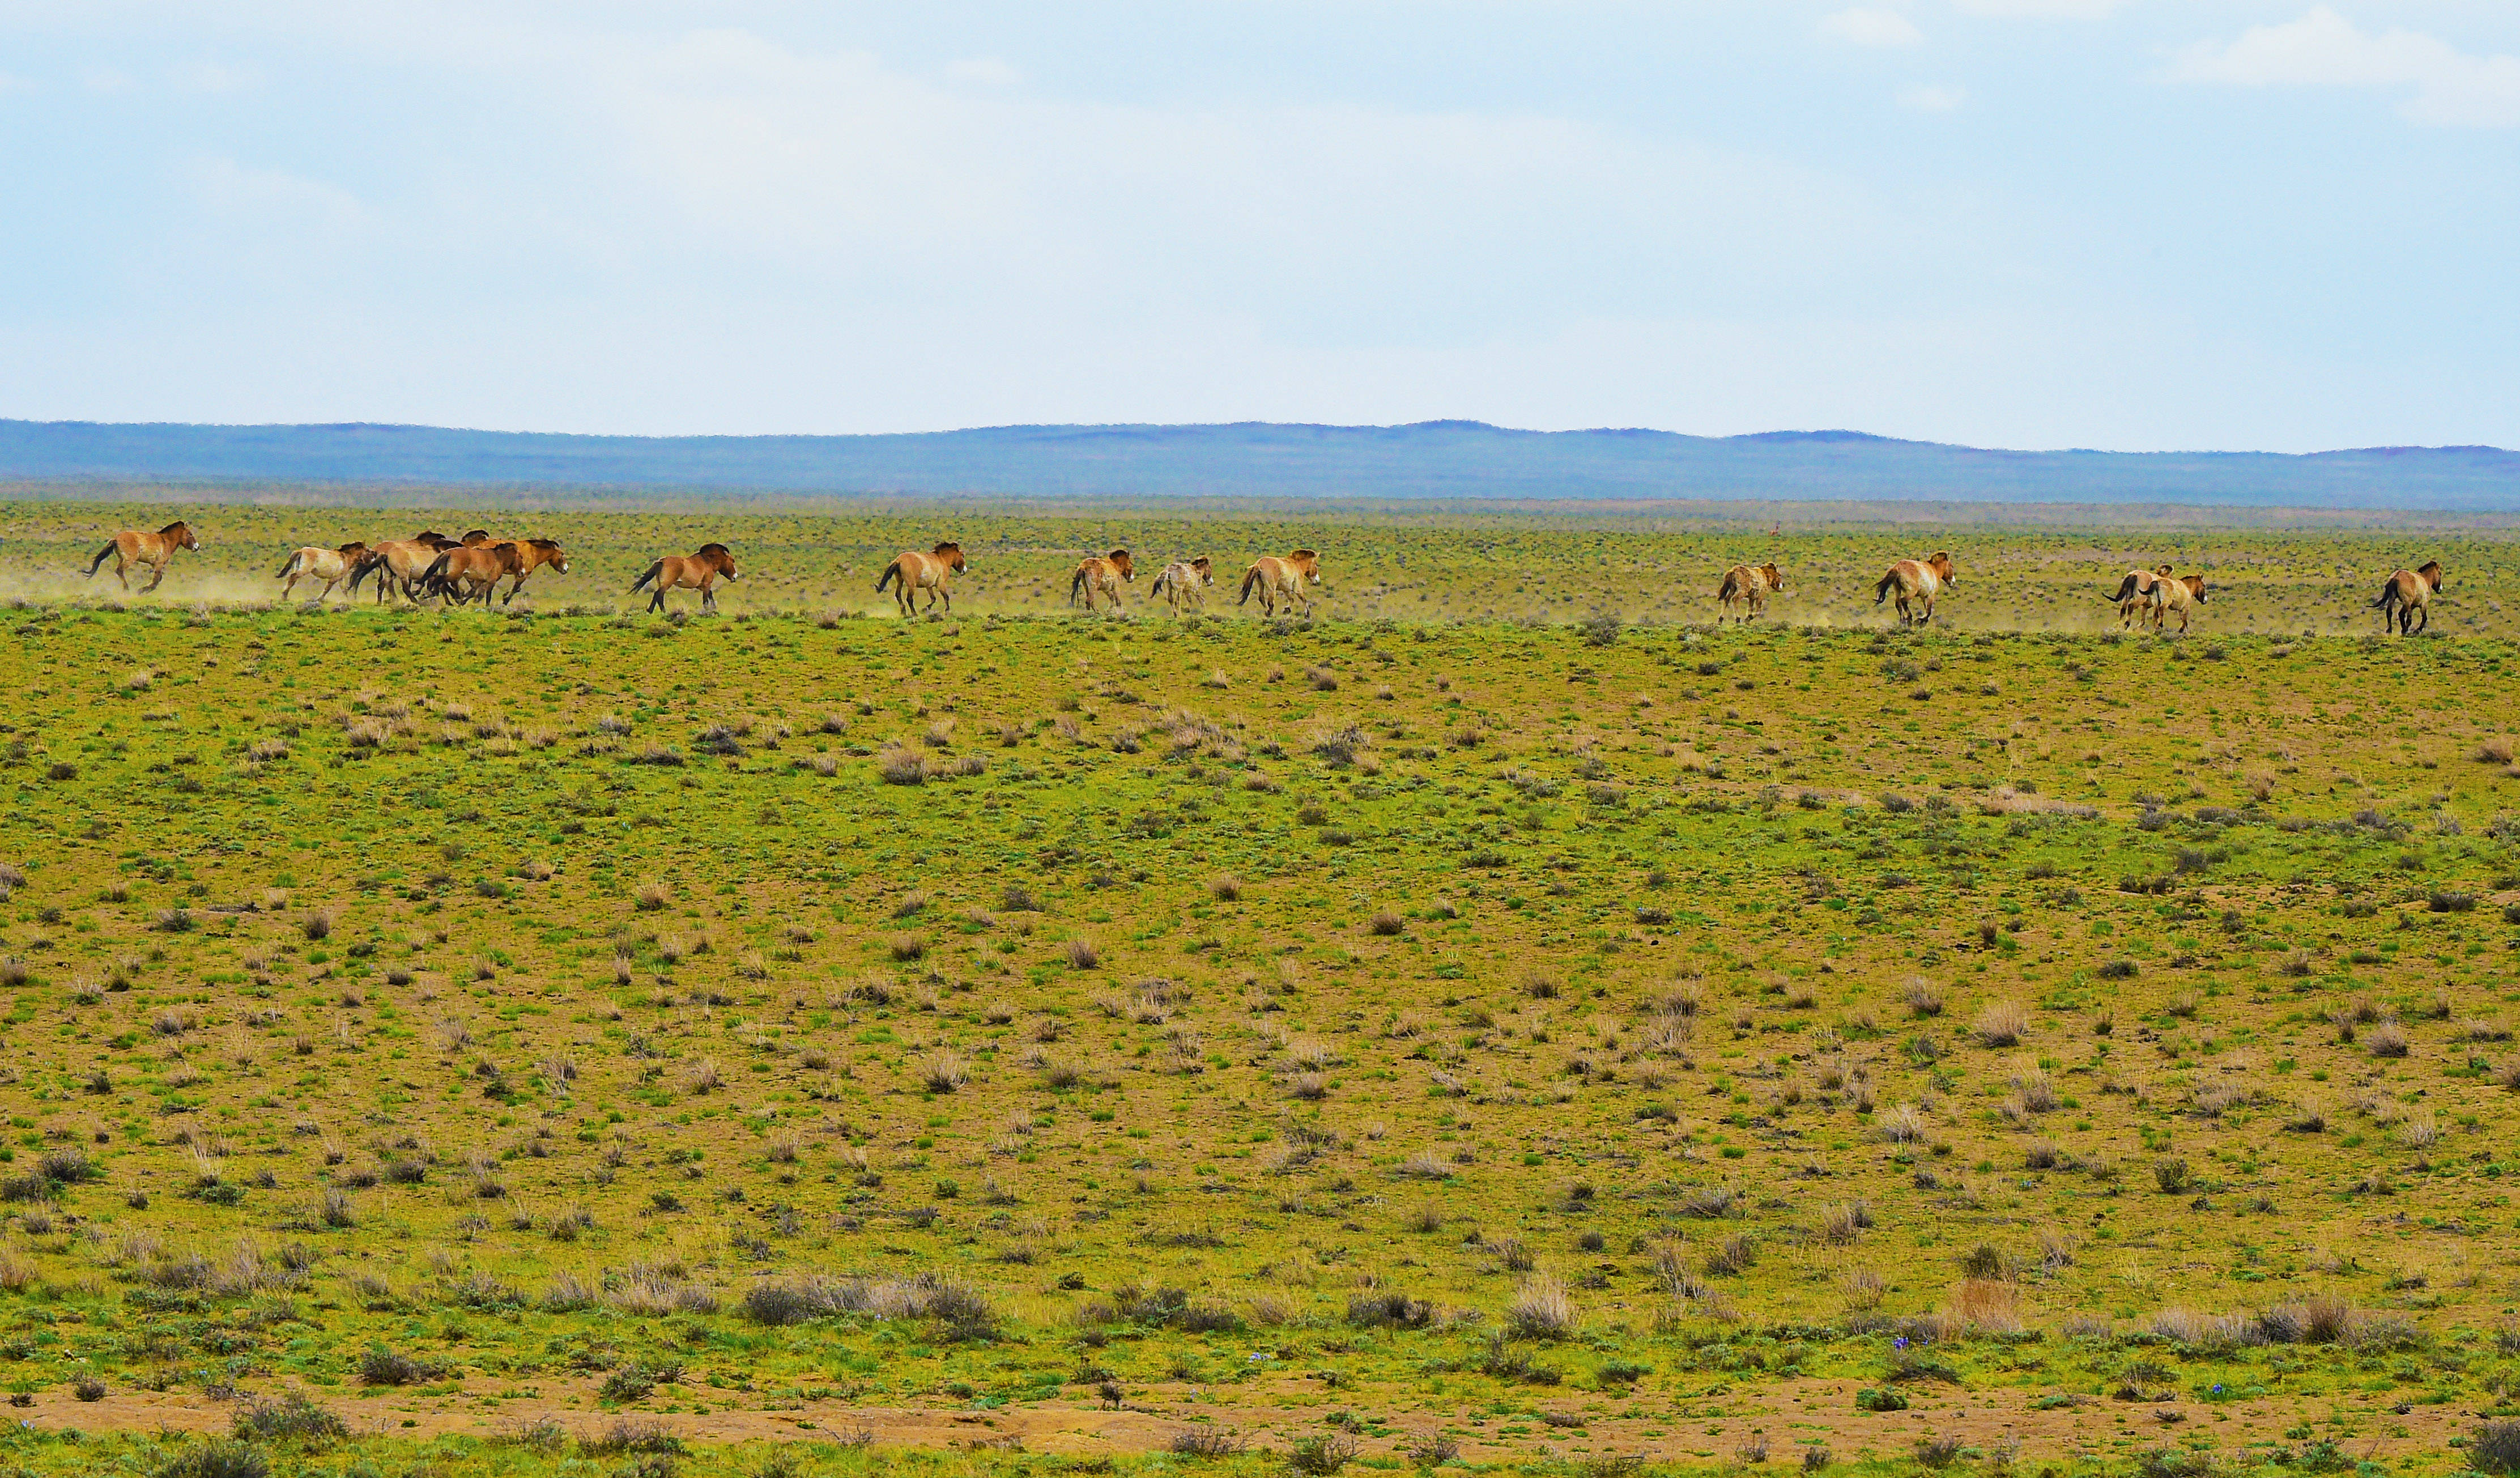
86;521;202;592
1069;549;1135;611
1237;549;1322;617
633;542;740;614
276;542;371;603
2145;573;2210;633
349;534;462;604
420;541;526;606
494;539;570;606
1150;557;1214;611
2105;564;2174;630
1714;563;1784;623
1872;551;1957;627
2372;560;2445;635
876;542;967;615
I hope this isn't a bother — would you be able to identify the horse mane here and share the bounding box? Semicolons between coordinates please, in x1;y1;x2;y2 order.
525;538;562;552
1290;548;1318;560
1190;555;1211;569
933;541;962;554
696;542;731;558
157;521;190;537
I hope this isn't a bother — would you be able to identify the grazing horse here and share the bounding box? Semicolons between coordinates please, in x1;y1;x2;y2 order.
1150;557;1214;611
1873;551;1957;628
350;535;461;604
1715;563;1785;623
1237;549;1322;617
86;521;202;593
276;542;371;603
632;543;739;614
2145;573;2210;633
2105;565;2175;630
2372;560;2445;635
876;542;967;615
420;541;525;606
494;538;569;606
1069;549;1135;611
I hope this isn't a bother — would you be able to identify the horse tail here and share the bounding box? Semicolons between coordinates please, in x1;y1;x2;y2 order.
2106;574;2138;603
1238;566;1261;605
1717;570;1741;604
875;559;901;594
276;551;303;581
631;559;664;594
2369;577;2398;610
85;540;116;577
422;552;454;589
1068;566;1087;605
1151;568;1173;601
1873;570;1896;605
348;553;376;592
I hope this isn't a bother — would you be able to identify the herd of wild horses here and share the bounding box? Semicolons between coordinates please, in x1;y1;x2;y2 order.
79;521;2450;633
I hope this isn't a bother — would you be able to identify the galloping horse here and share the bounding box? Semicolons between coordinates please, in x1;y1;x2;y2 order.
495;539;569;605
2372;560;2445;635
420;541;525;606
633;543;739;614
1873;551;1957;628
1069;550;1134;611
2105;565;2174;630
1715;563;1785;623
1237;549;1322;617
276;542;371;603
2146;573;2210;633
350;534;461;604
1150;557;1214;611
86;521;202;593
876;542;967;616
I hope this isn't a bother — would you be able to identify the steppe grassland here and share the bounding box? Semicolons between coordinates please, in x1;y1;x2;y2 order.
0;500;2516;1476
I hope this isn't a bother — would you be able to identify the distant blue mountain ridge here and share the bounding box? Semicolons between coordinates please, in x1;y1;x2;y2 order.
2;418;2515;510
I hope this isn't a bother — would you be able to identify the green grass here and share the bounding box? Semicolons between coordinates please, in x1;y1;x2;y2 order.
0;499;2517;1476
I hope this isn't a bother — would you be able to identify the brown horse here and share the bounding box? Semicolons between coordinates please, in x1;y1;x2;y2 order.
495;539;570;605
876;542;967;615
1069;549;1135;611
350;534;462;604
2146;573;2210;633
1237;549;1322;617
1873;551;1957;627
1150;557;1214;611
1715;563;1784;623
633;543;739;614
86;521;202;592
2105;564;2174;630
2372;560;2445;635
420;541;525;606
276;542;370;603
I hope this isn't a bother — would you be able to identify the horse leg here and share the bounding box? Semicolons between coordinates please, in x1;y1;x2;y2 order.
146;561;167;593
703;582;718;613
114;559;131;591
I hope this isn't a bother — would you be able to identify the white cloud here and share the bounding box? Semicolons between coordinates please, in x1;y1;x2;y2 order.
1820;8;1922;47
2172;6;2520;128
944;56;1020;86
1952;0;2128;17
1898;83;1966;111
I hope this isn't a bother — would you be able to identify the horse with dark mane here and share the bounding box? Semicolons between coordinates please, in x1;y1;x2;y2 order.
633;543;739;614
86;521;202;593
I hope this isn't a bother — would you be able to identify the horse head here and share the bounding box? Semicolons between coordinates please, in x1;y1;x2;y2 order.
1760;563;1783;589
1290;549;1321;583
162;521;200;550
1927;552;1956;585
2418;560;2445;590
1108;550;1134;580
935;542;967;572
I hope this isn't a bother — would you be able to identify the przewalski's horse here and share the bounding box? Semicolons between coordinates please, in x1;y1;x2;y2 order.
1237;549;1322;617
1715;563;1784;623
420;542;526;606
633;542;739;614
494;538;569;605
876;542;966;616
1151;557;1214;611
86;521;202;593
350;534;463;604
1069;550;1135;611
1873;551;1957;628
2146;573;2210;633
2105;565;2175;630
2372;560;2445;635
276;542;371;603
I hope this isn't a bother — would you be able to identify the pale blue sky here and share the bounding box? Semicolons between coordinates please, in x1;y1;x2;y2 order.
0;2;2514;450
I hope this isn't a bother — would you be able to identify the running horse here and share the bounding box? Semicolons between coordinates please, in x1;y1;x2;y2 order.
1069;549;1135;611
1714;563;1784;623
1150;557;1214;611
419;541;527;606
2372;560;2445;635
876;542;967;616
633;542;740;614
2105;565;2174;631
2145;573;2210;633
86;521;202;593
1237;549;1322;617
1873;551;1957;628
276;541;371;603
494;539;570;606
349;532;463;604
